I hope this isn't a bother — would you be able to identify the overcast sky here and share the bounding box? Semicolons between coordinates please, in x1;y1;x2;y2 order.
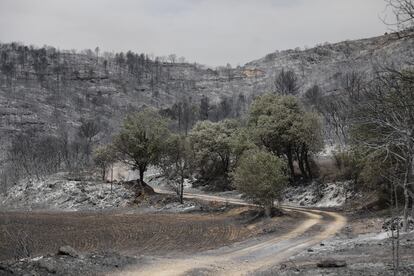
0;0;392;66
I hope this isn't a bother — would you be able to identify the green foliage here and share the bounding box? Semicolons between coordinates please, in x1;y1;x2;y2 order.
112;108;170;180
232;149;288;214
93;145;116;181
249;94;302;154
189;119;255;190
248;94;323;180
159;134;194;202
293;112;324;152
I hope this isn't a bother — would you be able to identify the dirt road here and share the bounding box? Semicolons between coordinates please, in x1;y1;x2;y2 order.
0;188;346;275
119;192;347;276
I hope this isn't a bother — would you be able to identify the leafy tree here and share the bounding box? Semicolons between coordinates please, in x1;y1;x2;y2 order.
112;108;170;182
249;94;322;180
93;145;116;181
232;149;288;216
159;135;194;203
292;112;324;179
190;120;253;190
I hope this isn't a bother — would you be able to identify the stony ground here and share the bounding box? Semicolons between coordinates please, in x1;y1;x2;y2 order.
282;181;357;207
0;172;202;213
0;247;143;276
258;211;414;276
0;173;134;211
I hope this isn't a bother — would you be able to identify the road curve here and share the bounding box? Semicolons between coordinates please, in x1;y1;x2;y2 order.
118;191;347;276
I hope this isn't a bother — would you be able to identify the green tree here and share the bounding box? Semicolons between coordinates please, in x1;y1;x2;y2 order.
232;149;288;216
292;112;324;179
190;120;253;190
249;94;322;180
112;108;170;182
93;145;116;181
159;135;194;203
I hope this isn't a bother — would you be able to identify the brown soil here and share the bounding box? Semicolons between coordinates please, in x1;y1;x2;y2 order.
343;211;387;236
0;207;300;262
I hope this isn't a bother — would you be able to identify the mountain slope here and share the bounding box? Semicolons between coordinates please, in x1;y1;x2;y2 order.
0;31;413;160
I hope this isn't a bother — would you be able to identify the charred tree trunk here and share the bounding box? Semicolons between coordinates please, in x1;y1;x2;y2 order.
403;156;412;232
296;147;308;180
179;176;184;204
138;164;146;183
264;199;272;217
403;140;413;232
286;145;295;181
102;167;106;181
304;148;313;180
411;195;414;220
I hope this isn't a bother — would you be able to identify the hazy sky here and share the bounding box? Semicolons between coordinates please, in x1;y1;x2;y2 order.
0;0;392;66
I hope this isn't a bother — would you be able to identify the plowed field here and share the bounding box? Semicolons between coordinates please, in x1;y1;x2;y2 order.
0;208;299;261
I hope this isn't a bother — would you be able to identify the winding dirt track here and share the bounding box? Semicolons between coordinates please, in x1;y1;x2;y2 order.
120;192;347;276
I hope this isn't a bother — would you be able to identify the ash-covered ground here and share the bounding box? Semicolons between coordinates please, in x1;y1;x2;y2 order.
0;247;144;276
255;206;414;276
1;170;413;276
0;171;201;213
282;181;356;207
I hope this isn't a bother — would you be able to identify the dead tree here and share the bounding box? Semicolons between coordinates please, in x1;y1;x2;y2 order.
352;69;414;232
274;69;300;95
384;0;414;32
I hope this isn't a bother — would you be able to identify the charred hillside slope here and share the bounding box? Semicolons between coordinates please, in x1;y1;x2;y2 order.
0;31;413;156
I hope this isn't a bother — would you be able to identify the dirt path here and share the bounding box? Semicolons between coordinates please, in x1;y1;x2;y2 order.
119;193;347;276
